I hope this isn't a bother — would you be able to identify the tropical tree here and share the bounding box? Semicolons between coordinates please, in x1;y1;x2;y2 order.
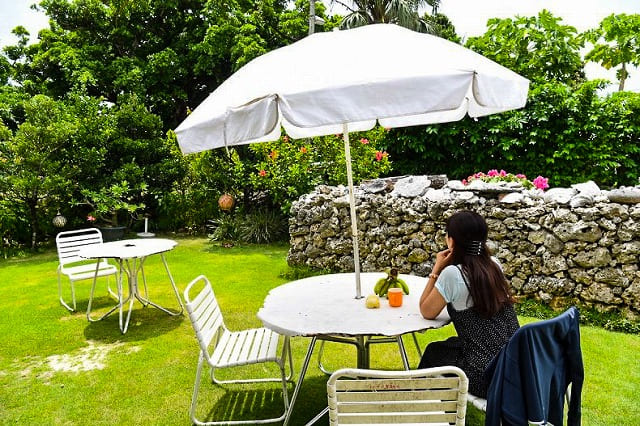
466;10;585;85
335;0;437;33
0;95;75;248
382;10;640;188
422;12;459;43
7;0;309;130
582;13;640;92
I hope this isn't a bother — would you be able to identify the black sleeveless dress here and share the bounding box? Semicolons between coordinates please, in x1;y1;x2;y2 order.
418;278;520;397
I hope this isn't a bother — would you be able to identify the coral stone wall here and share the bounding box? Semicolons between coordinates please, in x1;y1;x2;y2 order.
287;176;640;318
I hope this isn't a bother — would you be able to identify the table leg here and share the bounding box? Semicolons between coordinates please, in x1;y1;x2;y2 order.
119;258;136;334
139;259;149;303
134;254;183;315
86;258;121;322
356;335;368;369
284;336;317;426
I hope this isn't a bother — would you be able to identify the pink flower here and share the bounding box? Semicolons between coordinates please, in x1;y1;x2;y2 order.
258;169;267;177
499;169;507;177
462;179;468;185
359;138;369;145
87;215;96;222
487;169;499;177
533;176;549;190
516;174;526;179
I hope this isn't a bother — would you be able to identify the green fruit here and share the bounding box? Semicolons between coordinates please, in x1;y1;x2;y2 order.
398;278;409;295
379;281;391;297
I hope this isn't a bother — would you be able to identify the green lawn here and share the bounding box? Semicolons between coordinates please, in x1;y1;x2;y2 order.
0;236;638;425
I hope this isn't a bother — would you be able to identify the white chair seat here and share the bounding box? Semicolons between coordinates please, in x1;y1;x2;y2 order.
467;393;487;411
209;327;281;368
61;263;118;281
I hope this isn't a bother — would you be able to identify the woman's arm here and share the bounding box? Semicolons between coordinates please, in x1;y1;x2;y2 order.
419;275;447;319
419;248;452;319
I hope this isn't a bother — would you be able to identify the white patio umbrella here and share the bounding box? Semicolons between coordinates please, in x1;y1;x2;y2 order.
175;24;529;298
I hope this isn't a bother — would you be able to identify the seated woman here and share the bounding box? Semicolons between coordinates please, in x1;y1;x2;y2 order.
418;210;520;397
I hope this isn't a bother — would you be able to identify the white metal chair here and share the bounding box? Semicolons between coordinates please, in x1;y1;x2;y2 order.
56;228;118;312
326;366;468;426
184;275;294;425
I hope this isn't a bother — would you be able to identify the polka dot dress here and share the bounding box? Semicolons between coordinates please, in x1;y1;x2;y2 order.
419;303;520;397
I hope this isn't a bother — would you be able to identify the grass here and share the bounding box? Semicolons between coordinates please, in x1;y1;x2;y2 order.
0;236;638;425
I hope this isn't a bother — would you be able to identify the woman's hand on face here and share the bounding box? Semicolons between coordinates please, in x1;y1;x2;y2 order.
434;248;453;274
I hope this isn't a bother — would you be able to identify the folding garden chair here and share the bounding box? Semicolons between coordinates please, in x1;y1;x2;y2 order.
184;275;294;425
326;366;468;425
56;228;118;311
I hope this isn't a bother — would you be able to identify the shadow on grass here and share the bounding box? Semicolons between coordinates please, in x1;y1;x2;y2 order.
82;296;184;342
194;375;331;425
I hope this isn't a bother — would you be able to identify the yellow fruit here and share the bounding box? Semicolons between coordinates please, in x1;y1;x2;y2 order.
365;294;380;309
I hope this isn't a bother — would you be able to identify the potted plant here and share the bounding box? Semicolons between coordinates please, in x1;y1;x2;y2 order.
82;180;147;241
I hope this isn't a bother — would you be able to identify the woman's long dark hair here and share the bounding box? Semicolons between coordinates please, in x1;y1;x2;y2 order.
446;211;514;318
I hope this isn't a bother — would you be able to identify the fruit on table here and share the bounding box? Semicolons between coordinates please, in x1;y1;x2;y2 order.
365;294;380;309
374;268;409;297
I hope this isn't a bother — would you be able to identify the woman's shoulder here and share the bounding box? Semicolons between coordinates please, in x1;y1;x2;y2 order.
440;264;463;279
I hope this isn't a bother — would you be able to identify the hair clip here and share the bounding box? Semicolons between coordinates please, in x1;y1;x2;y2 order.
465;240;483;256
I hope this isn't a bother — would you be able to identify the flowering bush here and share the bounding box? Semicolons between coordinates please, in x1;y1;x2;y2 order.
463;169;549;190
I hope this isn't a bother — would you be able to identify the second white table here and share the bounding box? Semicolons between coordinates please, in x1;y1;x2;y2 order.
79;238;184;333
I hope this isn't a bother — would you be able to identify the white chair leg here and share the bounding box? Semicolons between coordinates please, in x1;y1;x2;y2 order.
106;272;119;300
190;352;206;426
58;270;76;312
411;332;422;357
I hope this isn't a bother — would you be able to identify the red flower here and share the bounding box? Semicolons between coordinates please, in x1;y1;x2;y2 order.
258;169;267;177
375;151;388;161
300;147;308;154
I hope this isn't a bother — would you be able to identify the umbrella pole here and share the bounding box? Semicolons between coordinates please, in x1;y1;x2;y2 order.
343;123;363;299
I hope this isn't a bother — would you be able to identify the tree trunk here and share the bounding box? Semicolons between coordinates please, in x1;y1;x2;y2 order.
618;62;628;92
28;201;39;250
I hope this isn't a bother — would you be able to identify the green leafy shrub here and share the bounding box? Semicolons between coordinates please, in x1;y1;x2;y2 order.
515;297;640;334
279;264;335;281
207;215;240;243
238;208;288;244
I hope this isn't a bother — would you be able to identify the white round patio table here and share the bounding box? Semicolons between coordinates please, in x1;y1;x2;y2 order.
79;238;184;333
258;272;450;425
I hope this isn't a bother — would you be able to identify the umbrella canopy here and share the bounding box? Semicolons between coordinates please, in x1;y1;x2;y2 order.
175;24;529;297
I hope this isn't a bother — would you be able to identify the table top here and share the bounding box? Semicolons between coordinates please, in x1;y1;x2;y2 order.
78;238;177;260
258;272;449;337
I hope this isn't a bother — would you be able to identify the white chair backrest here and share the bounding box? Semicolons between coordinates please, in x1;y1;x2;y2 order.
184;275;225;361
327;366;468;426
56;228;105;267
